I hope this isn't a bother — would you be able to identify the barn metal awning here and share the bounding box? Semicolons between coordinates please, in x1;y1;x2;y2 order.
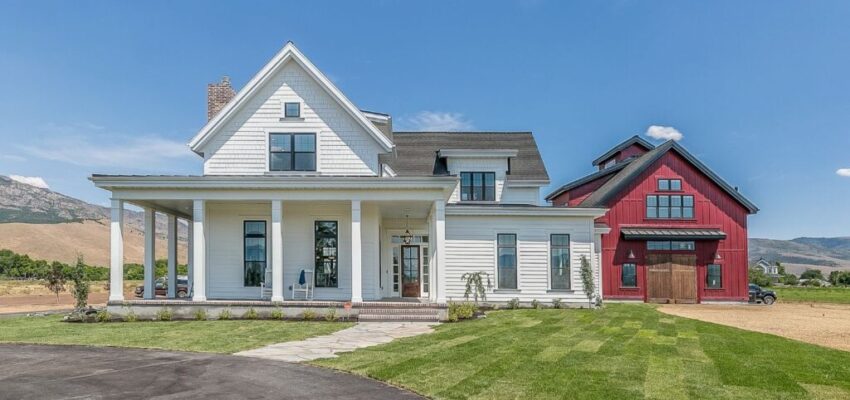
620;228;727;240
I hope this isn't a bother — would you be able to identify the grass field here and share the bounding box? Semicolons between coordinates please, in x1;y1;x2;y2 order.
315;304;850;400
774;286;850;304
0;280;141;297
0;315;353;353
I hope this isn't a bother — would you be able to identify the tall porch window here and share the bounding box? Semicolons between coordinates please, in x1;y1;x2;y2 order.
244;221;266;287
315;221;338;288
550;234;570;290
497;234;517;289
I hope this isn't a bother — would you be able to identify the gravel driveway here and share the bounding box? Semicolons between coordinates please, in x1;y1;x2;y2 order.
659;302;850;351
0;344;422;400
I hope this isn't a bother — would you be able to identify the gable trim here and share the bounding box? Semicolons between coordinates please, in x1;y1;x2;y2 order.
188;42;394;154
591;135;655;166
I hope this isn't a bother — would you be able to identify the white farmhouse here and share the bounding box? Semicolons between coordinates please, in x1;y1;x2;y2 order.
92;43;607;320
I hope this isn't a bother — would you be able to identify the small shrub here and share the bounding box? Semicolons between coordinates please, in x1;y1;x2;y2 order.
124;310;137;322
270;308;284;320
302;309;317;321
156;307;174;321
447;302;478;322
244;307;259;320
194;309;208;321
95;309;110;322
531;299;542;309
551;298;563;309
324;308;338;322
460;272;492;303
218;308;232;320
507;298;520;310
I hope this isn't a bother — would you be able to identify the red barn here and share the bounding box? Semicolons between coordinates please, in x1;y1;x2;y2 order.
546;137;758;303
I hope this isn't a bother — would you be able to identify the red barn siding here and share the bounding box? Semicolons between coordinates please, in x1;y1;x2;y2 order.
552;151;751;302
597;143;651;170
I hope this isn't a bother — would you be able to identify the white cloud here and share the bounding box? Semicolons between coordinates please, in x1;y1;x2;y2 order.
645;125;684;141
9;175;49;189
19;135;193;169
399;111;474;131
837;168;850;177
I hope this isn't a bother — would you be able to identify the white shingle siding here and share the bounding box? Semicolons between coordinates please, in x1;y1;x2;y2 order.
201;61;385;176
444;215;595;304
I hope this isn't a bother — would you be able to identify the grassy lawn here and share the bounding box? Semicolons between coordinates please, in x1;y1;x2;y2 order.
773;286;850;304
0;315;353;353
315;304;850;400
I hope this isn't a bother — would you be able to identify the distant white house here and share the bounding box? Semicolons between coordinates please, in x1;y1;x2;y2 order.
91;42;608;311
753;258;779;276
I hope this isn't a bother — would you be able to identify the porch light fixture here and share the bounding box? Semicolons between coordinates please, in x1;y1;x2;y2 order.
401;214;413;245
627;249;636;259
714;252;722;260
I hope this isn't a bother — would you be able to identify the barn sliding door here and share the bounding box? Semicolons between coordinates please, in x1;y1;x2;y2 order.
646;254;672;303
646;254;697;303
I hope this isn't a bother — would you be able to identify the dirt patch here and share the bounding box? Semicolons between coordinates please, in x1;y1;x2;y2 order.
659;303;850;352
0;283;138;314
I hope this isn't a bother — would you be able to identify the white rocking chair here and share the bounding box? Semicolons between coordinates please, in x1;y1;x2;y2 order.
260;269;273;300
291;269;314;301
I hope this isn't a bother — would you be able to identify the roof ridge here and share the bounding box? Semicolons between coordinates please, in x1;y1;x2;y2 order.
392;131;532;134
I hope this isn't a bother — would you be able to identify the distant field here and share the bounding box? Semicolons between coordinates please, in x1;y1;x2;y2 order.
0;280;141;297
773;286;850;304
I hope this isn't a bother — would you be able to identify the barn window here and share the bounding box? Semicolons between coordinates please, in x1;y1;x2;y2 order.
706;264;722;288
621;263;637;287
497;234;517;289
658;179;682;191
646;195;694;219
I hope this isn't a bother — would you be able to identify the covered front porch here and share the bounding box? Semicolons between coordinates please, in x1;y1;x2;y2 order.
93;175;457;306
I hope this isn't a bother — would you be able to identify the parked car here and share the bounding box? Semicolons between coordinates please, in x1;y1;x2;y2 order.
748;284;776;305
135;276;189;298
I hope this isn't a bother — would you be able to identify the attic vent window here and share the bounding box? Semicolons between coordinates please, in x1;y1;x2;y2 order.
284;102;301;118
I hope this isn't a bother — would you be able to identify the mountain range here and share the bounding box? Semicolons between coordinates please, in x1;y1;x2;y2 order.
0;174;847;274
0;175;187;266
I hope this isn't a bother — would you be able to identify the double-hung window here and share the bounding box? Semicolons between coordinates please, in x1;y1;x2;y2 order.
497;234;517;289
315;221;338;288
621;263;637;287
243;221;267;287
646;194;694;219
460;172;496;201
706;264;722;289
550;234;570;290
269;133;316;171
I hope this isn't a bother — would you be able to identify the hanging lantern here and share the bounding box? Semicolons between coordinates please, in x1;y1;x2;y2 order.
401;214;413;244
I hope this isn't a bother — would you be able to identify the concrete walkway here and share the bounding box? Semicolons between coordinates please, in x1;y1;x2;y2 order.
236;322;437;362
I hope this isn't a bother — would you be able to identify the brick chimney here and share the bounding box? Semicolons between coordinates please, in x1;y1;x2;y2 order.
207;76;236;121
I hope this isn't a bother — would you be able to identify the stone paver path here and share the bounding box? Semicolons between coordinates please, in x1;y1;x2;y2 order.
236;322;436;362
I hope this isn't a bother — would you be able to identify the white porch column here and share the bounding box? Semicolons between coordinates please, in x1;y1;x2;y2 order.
434;200;447;303
166;214;178;298
187;221;194;296
192;200;207;301
351;200;363;303
143;207;156;300
109;199;124;302
271;200;284;302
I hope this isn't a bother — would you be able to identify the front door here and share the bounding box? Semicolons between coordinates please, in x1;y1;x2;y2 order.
401;245;421;297
646;254;697;303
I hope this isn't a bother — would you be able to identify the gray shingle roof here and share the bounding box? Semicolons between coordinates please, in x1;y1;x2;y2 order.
544;159;632;201
381;132;549;182
579;140;758;213
591;135;655;166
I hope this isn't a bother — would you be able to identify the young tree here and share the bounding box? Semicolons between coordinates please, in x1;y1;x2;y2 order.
460;272;491;303
748;267;771;287
776;262;785;276
43;261;67;304
800;269;824;281
580;255;600;308
69;253;91;311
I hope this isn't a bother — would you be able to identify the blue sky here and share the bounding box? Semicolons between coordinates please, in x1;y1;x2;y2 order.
1;1;849;239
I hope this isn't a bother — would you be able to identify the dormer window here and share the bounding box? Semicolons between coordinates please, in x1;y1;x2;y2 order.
460;172;495;201
284;102;301;118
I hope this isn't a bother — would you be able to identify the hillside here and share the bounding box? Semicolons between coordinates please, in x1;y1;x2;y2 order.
749;237;850;275
0;176;186;266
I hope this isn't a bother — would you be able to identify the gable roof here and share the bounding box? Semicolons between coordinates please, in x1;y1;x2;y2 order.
591;135;655;166
579;140;759;213
188;42;394;154
380;132;549;182
544;158;632;201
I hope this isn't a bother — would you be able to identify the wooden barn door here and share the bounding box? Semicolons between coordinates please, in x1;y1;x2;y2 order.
646;254;697;303
646;254;672;303
671;254;697;303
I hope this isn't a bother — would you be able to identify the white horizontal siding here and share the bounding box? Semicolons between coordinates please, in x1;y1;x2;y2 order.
444;215;596;304
500;186;541;205
202;61;384;176
205;201;380;301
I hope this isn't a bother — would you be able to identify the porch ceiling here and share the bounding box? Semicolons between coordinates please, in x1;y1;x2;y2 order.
375;201;433;219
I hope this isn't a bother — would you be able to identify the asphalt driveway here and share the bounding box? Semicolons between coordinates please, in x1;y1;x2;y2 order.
0;344;422;400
